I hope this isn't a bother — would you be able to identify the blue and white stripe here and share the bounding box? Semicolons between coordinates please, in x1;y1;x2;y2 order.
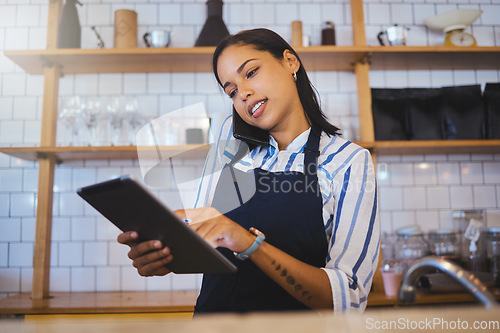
195;115;380;313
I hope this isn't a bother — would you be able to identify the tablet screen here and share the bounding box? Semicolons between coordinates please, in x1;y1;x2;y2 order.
77;175;237;274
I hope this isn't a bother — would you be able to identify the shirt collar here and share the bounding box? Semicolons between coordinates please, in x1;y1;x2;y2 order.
268;127;311;153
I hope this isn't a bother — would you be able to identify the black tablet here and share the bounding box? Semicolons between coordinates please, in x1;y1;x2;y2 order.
77;175;237;274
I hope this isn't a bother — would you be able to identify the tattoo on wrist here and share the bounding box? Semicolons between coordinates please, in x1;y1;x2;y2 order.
271;259;313;301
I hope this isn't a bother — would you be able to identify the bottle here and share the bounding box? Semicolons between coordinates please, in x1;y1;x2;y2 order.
57;0;82;49
395;226;429;273
428;229;460;264
453;210;485;273
114;9;138;49
195;0;229;47
484;228;500;287
291;20;303;48
321;21;336;45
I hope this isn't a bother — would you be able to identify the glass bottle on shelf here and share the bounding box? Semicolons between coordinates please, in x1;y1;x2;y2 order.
395;226;429;273
453;209;485;273
195;0;229;46
57;0;82;49
484;228;500;287
380;232;404;296
428;229;460;264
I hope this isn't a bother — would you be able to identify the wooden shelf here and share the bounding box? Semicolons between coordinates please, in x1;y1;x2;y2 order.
3;46;366;75
2;140;498;163
5;46;499;75
368;46;500;70
366;140;500;155
4;47;216;75
0;144;210;162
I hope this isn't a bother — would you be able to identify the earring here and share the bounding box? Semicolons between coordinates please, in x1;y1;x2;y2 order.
293;71;297;82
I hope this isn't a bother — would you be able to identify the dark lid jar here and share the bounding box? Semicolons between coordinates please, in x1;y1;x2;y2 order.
428;229;459;261
321;21;336;45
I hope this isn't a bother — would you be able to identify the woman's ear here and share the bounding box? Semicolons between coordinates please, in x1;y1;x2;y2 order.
282;49;301;73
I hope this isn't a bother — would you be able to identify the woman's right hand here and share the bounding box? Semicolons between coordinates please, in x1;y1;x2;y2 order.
117;231;174;277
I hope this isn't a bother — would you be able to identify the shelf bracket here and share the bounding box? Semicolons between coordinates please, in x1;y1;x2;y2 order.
36;152;62;165
39;56;64;78
39;56;53;69
350;52;372;72
359;52;372;65
36;152;49;160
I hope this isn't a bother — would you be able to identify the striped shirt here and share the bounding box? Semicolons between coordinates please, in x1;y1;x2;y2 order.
195;114;380;313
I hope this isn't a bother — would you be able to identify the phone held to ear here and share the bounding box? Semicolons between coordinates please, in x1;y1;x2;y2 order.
232;109;269;147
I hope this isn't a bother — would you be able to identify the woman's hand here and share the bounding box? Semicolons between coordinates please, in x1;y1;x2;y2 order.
177;208;333;310
175;207;255;253
117;231;173;277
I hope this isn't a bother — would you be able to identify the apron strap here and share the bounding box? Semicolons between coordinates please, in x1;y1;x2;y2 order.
229;142;251;165
303;129;321;178
228;128;321;178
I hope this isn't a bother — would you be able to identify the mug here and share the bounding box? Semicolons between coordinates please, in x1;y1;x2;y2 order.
143;30;171;48
378;24;409;46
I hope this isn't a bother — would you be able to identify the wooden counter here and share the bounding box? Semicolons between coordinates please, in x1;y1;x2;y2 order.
1;290;499;315
0;291;198;315
368;289;500;307
1;305;499;333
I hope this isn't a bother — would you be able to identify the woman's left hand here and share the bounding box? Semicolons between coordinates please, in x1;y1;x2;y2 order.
175;207;255;253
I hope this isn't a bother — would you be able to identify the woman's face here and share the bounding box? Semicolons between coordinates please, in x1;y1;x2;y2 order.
216;44;304;134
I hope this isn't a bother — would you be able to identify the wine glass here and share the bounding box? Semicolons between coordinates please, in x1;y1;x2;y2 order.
58;95;84;146
106;96;124;146
84;97;111;146
124;97;146;145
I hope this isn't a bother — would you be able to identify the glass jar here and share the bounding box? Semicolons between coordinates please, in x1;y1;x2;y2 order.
395;227;429;271
428;229;460;264
321;21;336;45
453;209;485;273
484;228;500;287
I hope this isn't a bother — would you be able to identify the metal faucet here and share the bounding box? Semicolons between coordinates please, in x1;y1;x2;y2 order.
398;256;498;309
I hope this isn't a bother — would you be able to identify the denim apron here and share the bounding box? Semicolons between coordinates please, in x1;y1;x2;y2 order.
194;129;328;313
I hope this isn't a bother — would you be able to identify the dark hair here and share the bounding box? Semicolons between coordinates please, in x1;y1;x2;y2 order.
212;28;340;139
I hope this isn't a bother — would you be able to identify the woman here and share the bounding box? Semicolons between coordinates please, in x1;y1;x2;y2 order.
118;28;380;313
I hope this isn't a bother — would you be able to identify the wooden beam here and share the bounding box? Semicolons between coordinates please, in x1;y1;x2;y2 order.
32;157;56;300
368;153;385;294
40;66;60;147
350;0;374;142
46;0;62;49
32;65;60;300
350;0;367;46
354;62;374;142
350;0;381;295
32;0;62;299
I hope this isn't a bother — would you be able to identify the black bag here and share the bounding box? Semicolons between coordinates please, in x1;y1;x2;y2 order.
371;85;486;141
440;85;485;140
406;88;444;140
484;83;500;139
371;88;411;141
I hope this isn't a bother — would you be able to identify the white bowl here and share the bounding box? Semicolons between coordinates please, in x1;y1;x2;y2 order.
424;9;483;33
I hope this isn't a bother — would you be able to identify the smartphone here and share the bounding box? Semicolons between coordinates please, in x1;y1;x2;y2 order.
232;108;269;147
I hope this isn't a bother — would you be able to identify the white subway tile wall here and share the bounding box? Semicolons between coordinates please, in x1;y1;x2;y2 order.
0;0;500;299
